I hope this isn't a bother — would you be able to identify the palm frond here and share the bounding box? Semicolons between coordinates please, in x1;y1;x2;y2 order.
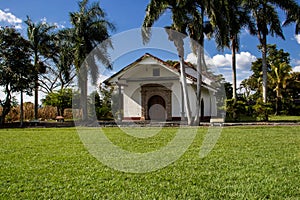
142;0;169;44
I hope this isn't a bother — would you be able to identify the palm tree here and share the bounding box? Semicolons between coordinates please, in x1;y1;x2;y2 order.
244;0;299;104
268;45;292;115
142;0;193;125
283;2;300;34
216;0;254;101
187;0;225;125
25;16;56;121
69;0;115;121
53;30;76;91
186;2;206;125
143;0;221;125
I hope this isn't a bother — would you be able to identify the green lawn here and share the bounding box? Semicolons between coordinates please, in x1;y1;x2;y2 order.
225;115;300;122
1;126;299;199
268;115;300;122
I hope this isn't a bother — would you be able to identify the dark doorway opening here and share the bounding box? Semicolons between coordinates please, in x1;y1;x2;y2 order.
147;95;166;120
201;98;204;120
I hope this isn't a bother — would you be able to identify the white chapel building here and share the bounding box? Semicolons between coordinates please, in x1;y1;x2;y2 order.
103;53;218;122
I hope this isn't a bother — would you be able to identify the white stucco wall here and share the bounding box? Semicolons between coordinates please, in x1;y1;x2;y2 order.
123;87;141;118
201;88;211;116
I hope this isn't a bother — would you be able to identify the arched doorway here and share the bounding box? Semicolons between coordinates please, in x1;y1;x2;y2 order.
147;95;166;120
141;84;172;121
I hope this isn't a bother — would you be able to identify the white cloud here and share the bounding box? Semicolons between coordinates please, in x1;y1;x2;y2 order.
185;53;220;71
295;34;300;44
186;52;257;87
212;54;231;67
185;53;197;64
222;67;232;71
293;66;300;72
41;17;47;25
211;51;256;70
0;9;22;28
291;59;300;66
236;52;257;69
291;59;300;72
54;22;65;29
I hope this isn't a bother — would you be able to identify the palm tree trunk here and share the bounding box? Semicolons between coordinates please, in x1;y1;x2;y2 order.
275;86;281;115
193;47;202;126
80;63;88;121
179;56;192;125
261;35;268;104
231;36;237;100
231;36;238;119
34;53;39;120
260;32;269;121
34;76;39;120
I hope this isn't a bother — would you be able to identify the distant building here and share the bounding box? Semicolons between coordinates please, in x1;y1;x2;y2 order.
104;53;218;121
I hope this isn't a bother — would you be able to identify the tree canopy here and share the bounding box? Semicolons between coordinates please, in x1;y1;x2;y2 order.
0;27;35;125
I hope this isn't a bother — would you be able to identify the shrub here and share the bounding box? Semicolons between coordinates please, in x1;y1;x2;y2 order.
63;108;73;119
253;99;273;121
225;99;247;121
38;106;57;120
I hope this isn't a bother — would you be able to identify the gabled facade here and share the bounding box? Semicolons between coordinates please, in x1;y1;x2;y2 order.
104;53;217;121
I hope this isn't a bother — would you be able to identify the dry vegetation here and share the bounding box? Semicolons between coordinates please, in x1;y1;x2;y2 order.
0;103;73;122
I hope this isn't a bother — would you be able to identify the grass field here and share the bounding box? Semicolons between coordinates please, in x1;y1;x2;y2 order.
1;126;299;199
268;115;300;122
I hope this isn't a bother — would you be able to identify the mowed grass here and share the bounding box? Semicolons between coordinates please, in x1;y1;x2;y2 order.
269;115;300;122
0;126;299;199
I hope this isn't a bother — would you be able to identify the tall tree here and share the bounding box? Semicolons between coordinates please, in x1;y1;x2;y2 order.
216;0;254;100
0;27;35;125
69;0;114;121
142;0;193;125
243;44;293;115
143;0;229;125
267;45;292;115
25;16;56;120
188;0;228;125
245;0;300;104
187;0;210;125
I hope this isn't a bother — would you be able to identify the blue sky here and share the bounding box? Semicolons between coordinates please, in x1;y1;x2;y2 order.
0;0;300;101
